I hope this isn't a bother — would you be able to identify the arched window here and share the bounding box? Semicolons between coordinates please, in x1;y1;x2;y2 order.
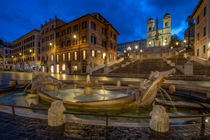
149;27;152;31
165;22;169;27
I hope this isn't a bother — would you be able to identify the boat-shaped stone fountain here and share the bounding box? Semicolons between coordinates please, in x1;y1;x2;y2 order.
25;69;176;111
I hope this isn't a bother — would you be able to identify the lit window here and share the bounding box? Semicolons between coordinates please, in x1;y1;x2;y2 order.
56;64;59;73
73;65;78;72
42;66;45;72
63;53;65;61
68;52;71;61
102;52;106;59
62;64;65;71
83;50;86;60
50;65;54;73
91;50;95;57
74;52;77;61
56;54;59;62
51;54;54;61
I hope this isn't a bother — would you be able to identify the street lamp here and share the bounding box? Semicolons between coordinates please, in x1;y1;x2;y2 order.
208;43;210;47
176;42;179;46
29;49;32;53
163;42;166;46
124;50;127;53
140;49;143;53
73;35;77;39
183;40;186;43
49;42;53;46
19;53;22;56
135;45;138;50
127;46;131;51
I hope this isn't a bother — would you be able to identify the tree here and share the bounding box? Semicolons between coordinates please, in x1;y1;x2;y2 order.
169;34;181;48
0;39;2;46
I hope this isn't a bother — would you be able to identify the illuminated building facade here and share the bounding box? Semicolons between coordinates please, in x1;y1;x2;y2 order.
12;30;40;71
146;13;172;47
52;13;119;74
117;40;146;53
40;15;66;72
0;43;13;70
190;0;210;60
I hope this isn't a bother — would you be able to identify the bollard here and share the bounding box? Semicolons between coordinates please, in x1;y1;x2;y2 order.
48;100;66;127
149;105;169;133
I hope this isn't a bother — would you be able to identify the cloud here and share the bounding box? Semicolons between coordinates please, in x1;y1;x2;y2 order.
172;20;188;37
0;0;200;43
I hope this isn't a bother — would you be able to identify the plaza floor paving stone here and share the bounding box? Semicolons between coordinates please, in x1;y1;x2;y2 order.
0;112;210;139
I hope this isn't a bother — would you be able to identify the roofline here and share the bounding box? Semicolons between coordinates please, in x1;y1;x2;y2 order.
190;0;204;19
118;39;146;45
55;14;90;29
56;13;120;35
12;29;40;43
89;13;120;35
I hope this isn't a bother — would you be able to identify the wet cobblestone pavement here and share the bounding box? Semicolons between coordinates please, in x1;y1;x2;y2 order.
0;112;210;140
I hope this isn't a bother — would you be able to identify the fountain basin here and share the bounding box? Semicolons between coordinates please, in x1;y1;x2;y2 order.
37;87;137;111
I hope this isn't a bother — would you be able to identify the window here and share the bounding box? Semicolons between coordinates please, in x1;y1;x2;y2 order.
110;31;112;37
50;54;54;61
73;39;77;46
197;49;199;56
102;28;106;35
62;30;66;36
56;54;59;62
102;41;106;48
114;35;117;41
203;26;206;37
204;7;206;16
91;22;96;30
61;41;65;48
67;40;71;46
56;64;59;73
68;52;71;61
82;36;87;43
74;52;77;60
91;36;96;44
42;38;45;43
46;36;49;42
50;34;54;40
165;22;168;27
67;27;71;34
82;21;87;29
73;24;78;32
62;64;65;71
83;50;86;60
102;52;106;59
51;65;54;73
110;43;113;49
203;45;206;54
56;32;60;38
197;33;200;41
197;16;200;24
63;53;65;61
91;50;95;57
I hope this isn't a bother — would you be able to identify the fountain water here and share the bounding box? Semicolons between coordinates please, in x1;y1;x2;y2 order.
160;87;177;112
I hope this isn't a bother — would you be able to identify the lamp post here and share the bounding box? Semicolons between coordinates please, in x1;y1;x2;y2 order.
135;45;138;57
127;46;131;57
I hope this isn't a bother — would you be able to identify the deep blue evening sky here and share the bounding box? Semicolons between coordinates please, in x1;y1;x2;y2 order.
0;0;199;44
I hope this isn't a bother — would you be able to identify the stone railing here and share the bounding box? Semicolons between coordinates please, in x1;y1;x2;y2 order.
92;58;124;73
191;56;210;66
